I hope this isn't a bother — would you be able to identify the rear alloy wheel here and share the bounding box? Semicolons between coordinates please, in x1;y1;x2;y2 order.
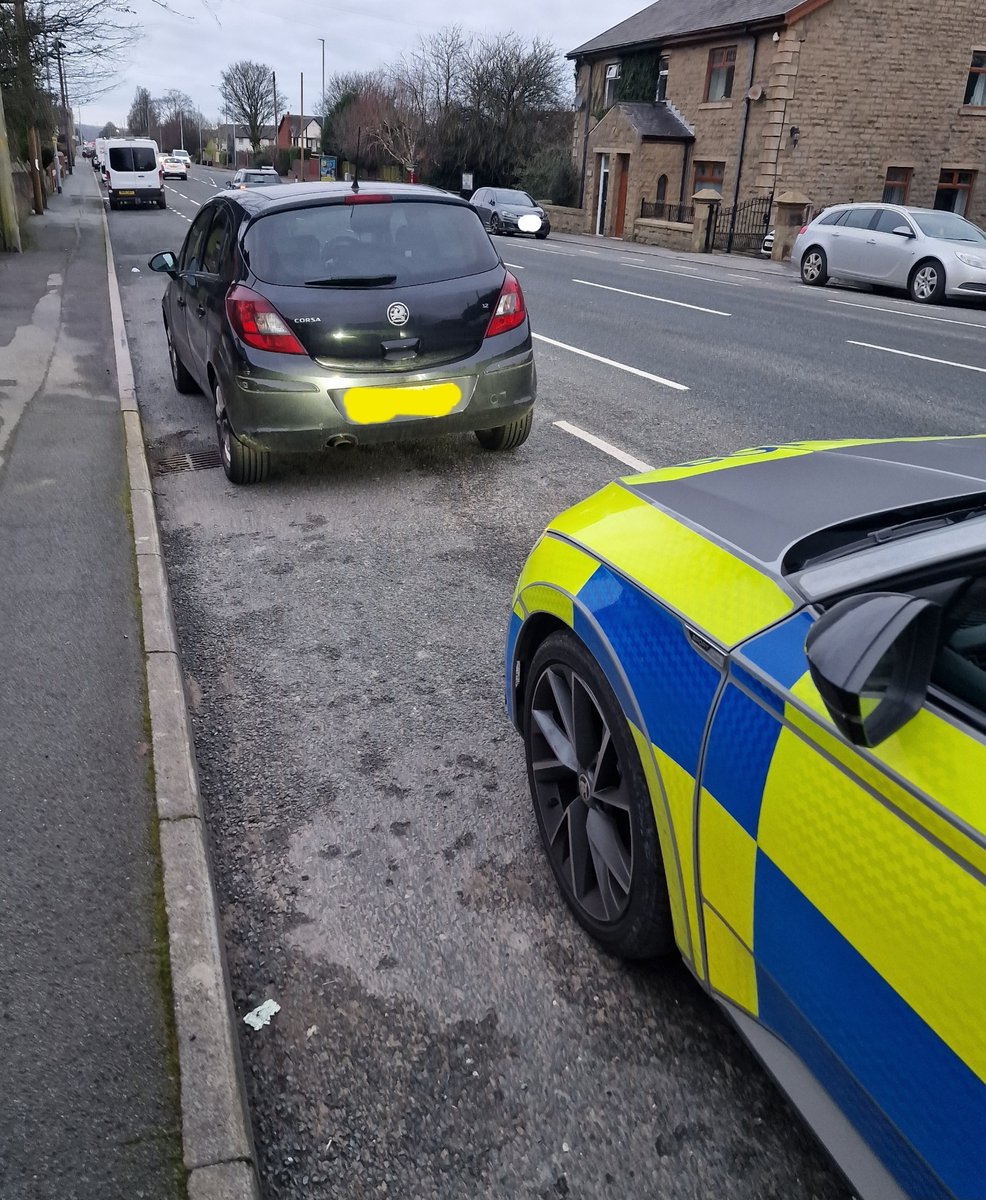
910;259;945;304
214;382;270;485
490;213;503;235
166;323;198;395
475;410;533;451
800;246;828;286
524;630;673;959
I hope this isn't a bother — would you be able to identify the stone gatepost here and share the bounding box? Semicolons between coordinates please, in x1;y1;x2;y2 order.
691;189;722;253
771;189;810;262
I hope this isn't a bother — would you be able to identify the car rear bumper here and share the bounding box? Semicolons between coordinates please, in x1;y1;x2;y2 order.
219;336;537;453
109;187;164;201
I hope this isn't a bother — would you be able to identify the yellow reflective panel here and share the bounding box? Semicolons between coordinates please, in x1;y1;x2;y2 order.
630;723;690;962
759;727;986;1081
698;791;757;948
341;382;462;423
518;583;573;628
788;672;986;871
704;905;758;1016
515;534;599;601
549;484;792;647
653;745;704;980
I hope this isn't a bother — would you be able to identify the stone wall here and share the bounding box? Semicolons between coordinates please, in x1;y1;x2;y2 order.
632;217;695;251
777;0;986;225
539;203;585;233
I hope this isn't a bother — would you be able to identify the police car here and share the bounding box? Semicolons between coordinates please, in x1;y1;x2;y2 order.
506;435;986;1200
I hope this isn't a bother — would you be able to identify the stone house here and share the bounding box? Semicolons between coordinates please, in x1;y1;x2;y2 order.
563;0;986;245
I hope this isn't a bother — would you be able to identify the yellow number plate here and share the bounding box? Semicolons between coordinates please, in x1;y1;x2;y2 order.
341;382;462;424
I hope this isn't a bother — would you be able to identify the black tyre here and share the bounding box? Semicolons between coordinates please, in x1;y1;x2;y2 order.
157;194;167;210
108;195;119;211
490;213;502;235
475;409;533;451
535;228;549;240
524;630;674;960
215;382;270;485
909;259;946;304
166;321;198;395
800;245;828;286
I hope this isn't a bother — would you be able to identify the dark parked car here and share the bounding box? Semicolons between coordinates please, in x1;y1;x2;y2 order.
469;188;550;239
148;182;536;484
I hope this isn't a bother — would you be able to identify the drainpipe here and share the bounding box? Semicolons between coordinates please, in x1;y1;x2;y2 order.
678;140;691;212
577;58;591;209
726;32;758;251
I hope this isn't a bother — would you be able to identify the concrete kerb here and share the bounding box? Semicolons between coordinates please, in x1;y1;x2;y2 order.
99;193;261;1199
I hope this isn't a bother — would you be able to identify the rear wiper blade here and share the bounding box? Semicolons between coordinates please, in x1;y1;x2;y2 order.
304;275;397;287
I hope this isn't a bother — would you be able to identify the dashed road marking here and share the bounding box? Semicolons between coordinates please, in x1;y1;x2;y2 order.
554;420;655;473
830;298;986;329
621;262;741;287
847;341;986;373
532;333;689;391
573;278;731;316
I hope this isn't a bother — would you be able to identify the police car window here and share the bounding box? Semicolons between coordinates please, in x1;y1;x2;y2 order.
928;574;986;718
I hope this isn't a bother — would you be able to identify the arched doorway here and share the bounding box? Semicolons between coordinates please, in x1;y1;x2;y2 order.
656;174;668;214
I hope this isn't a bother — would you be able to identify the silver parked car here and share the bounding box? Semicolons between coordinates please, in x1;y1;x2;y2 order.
792;202;986;303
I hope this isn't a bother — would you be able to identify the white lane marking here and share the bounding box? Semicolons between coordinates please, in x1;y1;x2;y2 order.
847;341;986;374
178;192;189;200
554;420;655;473
623;258;699;272
511;244;578;256
209;176;217;186
830;298;986;329
503;262;525;269
532;333;689;391
574;278;731;317
622;262;741;287
728;272;764;282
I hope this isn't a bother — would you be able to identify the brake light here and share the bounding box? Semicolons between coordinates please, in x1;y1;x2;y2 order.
224;285;306;354
798;225;808;235
485;271;526;338
343;193;392;204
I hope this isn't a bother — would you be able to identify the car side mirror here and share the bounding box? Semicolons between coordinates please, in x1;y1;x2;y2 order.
225;180;232;188
892;225;915;238
804;592;939;747
148;250;178;277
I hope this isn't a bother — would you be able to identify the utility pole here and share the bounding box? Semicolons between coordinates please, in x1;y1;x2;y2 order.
179;110;184;150
55;39;73;171
0;84;23;251
318;39;325;136
272;71;278;158
299;72;304;178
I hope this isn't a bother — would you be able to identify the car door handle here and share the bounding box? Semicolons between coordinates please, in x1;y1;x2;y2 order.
195;304;206;318
176;296;186;309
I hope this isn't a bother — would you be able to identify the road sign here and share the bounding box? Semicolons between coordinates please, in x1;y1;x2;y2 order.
461;172;473;191
320;155;337;182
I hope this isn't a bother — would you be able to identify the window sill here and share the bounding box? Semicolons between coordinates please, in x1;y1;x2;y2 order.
699;100;734;110
958;105;986;116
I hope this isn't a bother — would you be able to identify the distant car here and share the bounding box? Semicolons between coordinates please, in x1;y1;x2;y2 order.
226;169;283;190
793;202;986;303
506;433;986;1200
170;149;192;170
160;156;188;180
469;188;550;239
148;182;536;484
760;228;774;256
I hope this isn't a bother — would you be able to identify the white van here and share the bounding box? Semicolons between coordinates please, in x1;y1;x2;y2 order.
93;137;108;171
104;138;165;210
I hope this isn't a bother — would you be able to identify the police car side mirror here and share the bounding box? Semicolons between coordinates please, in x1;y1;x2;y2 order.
805;593;939;748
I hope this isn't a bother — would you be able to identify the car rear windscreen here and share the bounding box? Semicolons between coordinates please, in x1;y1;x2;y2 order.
109;147;158;172
244;199;501;287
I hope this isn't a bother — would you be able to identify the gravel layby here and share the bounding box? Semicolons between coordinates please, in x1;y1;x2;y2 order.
156;436;852;1200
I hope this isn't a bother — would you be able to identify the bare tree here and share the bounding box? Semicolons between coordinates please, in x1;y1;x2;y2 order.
127;87;157;137
220;60;285;155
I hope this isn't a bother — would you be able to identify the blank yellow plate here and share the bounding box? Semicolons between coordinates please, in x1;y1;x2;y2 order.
341;382;462;424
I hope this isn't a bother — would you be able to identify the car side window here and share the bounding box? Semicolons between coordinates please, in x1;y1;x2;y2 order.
202;208;233;276
181;208;214;275
842;207;880;230
819;209;849;226
873;209;914;235
928;573;986;720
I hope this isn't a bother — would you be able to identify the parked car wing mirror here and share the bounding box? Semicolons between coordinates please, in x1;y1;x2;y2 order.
225;180;233;188
892;225;915;238
804;592;939;747
148;250;178;276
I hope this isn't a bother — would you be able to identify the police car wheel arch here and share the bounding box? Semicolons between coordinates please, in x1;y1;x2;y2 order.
524;628;674;960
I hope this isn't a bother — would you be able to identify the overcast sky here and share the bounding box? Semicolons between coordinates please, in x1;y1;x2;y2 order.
78;0;625;130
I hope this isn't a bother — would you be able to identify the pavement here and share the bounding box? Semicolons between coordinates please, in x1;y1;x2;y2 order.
0;166;257;1198
550;228;793;276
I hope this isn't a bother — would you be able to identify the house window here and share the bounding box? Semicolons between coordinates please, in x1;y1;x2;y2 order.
964;51;986;105
882;167;912;205
705;46;736;101
694;160;725;195
935;169;976;216
657;56;670;102
604;63;621;107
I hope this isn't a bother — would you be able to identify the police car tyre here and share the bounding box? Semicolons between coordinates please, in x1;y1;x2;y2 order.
800;246;828;286
215;384;270;485
524;630;674;960
475;410;533;451
167;321;197;395
909;258;945;304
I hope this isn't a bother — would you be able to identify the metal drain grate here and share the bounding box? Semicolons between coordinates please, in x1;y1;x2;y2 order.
154;448;223;475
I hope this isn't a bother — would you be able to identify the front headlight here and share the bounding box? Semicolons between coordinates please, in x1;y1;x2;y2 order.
955;250;986;270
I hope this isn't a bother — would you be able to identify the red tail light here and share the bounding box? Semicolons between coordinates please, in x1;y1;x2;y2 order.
485;271;526;338
798;225;808;235
343;192;392;204
225;285;306;354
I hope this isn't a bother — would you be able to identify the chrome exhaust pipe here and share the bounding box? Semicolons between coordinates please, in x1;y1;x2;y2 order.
327;434;357;448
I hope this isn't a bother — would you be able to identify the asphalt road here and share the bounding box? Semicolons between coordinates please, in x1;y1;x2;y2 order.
107;167;986;1200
